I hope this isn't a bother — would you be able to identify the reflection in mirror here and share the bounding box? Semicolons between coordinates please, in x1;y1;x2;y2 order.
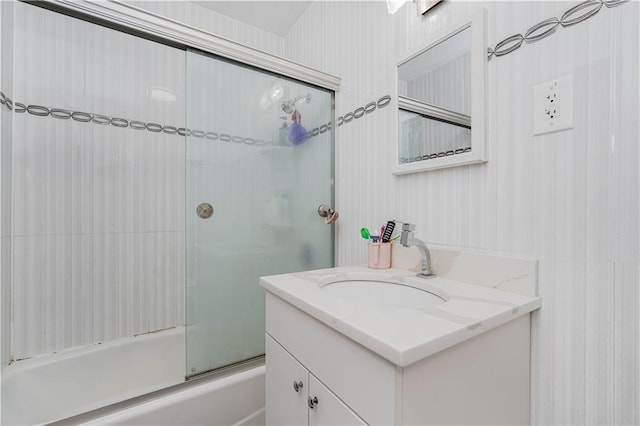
394;8;486;174
399;109;471;163
398;26;471;114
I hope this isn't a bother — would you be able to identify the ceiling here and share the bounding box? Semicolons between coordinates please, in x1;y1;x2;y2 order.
192;1;313;37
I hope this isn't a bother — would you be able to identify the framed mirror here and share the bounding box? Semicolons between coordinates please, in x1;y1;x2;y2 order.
393;8;487;174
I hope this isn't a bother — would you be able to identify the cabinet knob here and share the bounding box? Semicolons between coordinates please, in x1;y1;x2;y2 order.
293;380;304;392
308;396;319;409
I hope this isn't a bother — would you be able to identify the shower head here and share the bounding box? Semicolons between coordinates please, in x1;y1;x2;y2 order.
281;93;311;114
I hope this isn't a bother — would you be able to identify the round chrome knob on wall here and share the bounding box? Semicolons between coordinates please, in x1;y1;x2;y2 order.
308;396;319;409
293;380;303;392
196;203;214;219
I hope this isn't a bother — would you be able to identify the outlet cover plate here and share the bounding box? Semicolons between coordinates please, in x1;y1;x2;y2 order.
533;75;573;136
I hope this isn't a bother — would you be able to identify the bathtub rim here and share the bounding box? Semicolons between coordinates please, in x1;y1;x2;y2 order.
48;356;265;426
2;326;184;374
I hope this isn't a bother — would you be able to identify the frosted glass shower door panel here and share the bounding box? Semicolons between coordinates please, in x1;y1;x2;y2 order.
186;50;334;376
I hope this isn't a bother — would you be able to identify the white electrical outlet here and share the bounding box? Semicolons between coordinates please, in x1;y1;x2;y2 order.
533;75;573;136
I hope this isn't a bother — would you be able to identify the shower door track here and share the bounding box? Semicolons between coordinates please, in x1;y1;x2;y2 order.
27;0;341;93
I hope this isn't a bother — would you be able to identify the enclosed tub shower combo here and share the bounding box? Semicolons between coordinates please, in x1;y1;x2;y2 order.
0;1;339;424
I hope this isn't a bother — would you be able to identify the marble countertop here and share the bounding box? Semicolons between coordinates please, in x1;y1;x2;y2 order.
261;255;541;367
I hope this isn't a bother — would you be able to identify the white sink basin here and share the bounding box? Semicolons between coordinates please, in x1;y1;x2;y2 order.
321;279;446;310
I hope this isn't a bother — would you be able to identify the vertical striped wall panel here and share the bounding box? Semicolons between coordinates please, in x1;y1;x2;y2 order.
284;1;639;424
0;0;15;367
9;2;188;360
4;0;289;363
2;2;284;363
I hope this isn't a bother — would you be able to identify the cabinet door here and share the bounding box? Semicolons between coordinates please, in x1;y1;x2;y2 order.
266;335;308;425
308;374;366;426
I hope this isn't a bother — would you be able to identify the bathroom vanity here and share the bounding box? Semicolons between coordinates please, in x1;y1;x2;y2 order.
261;247;541;425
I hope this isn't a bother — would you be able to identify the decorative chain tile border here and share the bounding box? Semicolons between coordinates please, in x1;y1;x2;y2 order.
1;89;472;162
488;0;630;60
0;91;394;145
340;94;471;162
337;95;391;126
0;91;333;146
399;147;471;164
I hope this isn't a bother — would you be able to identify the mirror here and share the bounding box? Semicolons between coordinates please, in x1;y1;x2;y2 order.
393;8;487;174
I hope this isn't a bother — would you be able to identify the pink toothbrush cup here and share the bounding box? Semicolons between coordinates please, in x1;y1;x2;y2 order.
368;242;391;269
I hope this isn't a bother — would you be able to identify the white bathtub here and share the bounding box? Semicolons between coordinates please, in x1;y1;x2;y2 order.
1;327;265;425
78;365;265;426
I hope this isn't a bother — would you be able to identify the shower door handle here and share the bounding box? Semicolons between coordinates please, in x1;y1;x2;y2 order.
318;204;339;224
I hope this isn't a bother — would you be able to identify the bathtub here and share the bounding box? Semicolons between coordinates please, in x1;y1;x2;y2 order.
1;327;265;425
75;364;265;426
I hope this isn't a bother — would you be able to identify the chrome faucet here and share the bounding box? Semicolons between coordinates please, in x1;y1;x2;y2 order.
394;220;434;278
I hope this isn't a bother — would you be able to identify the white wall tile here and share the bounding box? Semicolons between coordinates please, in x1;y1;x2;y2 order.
11;230;185;359
584;260;615;424
0;0;15;366
613;261;640;424
8;2;187;360
1;236;11;365
7;0;286;361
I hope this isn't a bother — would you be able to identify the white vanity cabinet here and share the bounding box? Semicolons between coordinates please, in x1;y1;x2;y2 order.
266;335;365;425
265;291;533;425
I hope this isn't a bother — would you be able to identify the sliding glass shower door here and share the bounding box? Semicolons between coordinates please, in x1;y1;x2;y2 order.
185;50;335;377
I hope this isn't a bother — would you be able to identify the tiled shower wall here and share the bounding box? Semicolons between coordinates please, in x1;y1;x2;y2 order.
0;1;14;367
5;2;187;361
284;1;639;424
1;1;287;364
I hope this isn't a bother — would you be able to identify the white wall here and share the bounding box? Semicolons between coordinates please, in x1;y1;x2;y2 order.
0;0;14;367
284;1;639;424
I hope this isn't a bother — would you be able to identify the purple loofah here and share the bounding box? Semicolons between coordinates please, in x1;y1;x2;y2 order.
287;121;309;145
